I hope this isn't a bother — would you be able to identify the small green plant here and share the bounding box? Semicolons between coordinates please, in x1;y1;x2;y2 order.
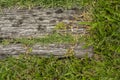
55;22;66;30
1;39;11;45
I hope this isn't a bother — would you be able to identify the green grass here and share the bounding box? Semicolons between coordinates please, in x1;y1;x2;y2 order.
1;33;81;46
87;0;120;55
0;54;120;80
0;0;120;80
0;0;87;9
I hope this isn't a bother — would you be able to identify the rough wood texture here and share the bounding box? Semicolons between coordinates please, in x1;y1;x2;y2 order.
0;8;85;38
0;44;93;58
0;7;93;58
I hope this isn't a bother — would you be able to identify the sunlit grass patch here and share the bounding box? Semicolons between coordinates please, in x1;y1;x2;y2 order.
0;33;82;46
0;0;85;9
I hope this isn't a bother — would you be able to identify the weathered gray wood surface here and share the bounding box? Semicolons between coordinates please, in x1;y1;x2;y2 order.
0;44;93;58
0;8;85;38
0;7;93;58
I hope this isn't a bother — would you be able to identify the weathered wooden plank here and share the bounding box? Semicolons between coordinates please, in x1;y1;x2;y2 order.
0;7;93;59
0;8;84;38
0;44;93;59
